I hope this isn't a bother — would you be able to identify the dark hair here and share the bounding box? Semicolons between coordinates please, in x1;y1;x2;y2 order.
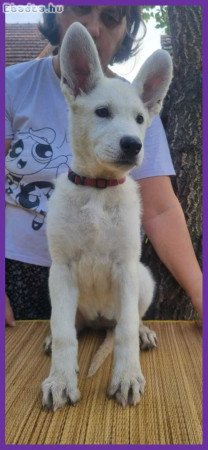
38;6;146;65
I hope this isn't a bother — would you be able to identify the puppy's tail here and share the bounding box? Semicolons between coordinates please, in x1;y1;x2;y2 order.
87;329;114;377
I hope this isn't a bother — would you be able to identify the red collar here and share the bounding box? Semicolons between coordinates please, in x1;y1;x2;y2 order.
68;169;126;189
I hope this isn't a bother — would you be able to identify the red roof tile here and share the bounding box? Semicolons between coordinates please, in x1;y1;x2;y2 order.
5;23;52;66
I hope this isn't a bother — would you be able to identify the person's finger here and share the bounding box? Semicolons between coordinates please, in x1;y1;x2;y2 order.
5;295;16;327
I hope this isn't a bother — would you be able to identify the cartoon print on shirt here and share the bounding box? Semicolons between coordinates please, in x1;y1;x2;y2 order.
6;127;70;230
57;129;70;149
16;181;54;231
6;127;69;178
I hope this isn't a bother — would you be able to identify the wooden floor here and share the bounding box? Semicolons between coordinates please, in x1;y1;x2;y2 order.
6;320;202;445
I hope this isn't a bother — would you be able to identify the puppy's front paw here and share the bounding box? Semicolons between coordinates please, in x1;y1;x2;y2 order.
42;372;80;411
108;367;145;407
139;323;157;350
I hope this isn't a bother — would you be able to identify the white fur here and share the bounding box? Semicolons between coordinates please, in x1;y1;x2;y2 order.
42;22;173;410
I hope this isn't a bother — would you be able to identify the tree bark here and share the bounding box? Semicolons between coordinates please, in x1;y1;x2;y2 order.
142;6;202;319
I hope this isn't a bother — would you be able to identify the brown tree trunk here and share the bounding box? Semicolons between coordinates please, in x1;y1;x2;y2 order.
142;6;202;319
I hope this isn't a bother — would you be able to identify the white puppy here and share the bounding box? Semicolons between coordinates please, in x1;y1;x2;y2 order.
42;22;172;410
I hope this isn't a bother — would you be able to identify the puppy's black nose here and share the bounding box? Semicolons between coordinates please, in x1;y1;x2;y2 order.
120;136;142;155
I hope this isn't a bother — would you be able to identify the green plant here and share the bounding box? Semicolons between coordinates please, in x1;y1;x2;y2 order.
142;6;169;34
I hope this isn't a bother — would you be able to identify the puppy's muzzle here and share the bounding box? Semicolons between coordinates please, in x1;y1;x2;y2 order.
119;136;142;165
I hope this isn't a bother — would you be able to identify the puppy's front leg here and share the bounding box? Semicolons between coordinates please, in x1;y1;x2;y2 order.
108;265;145;407
42;263;80;411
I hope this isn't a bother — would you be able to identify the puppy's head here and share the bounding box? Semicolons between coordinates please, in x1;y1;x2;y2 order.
60;23;173;177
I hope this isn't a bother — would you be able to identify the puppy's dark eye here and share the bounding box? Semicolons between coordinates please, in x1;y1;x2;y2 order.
136;114;144;124
95;107;111;118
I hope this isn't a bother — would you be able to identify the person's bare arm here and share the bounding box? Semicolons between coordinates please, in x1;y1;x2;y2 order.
139;176;202;319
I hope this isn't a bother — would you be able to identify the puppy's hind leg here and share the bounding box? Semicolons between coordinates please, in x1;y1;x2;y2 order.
138;263;157;350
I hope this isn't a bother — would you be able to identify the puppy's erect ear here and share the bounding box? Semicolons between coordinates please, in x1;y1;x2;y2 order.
60;22;103;99
133;50;173;117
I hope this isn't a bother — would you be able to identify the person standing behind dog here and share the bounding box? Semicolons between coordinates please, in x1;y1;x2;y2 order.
5;6;202;324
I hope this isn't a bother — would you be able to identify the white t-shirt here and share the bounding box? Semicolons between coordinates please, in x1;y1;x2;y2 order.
5;57;175;267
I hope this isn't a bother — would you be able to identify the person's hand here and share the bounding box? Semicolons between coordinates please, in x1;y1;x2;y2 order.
5;293;16;327
192;294;202;321
190;275;202;321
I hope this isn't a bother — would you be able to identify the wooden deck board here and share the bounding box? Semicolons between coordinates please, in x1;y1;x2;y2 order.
5;320;202;445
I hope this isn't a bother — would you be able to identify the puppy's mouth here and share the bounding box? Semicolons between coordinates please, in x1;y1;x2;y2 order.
114;157;138;167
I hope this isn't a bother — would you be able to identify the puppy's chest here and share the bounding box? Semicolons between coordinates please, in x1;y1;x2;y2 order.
75;196;137;251
80;200;117;236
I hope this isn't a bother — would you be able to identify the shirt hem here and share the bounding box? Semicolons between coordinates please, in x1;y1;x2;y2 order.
5;251;51;268
131;170;176;181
